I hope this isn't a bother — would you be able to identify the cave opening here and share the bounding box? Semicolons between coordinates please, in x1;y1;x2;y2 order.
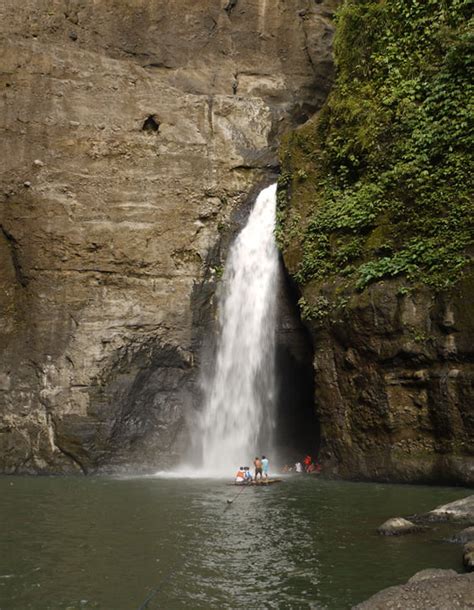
274;262;319;465
142;114;160;133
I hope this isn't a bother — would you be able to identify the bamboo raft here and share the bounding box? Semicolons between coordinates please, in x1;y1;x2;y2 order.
229;479;282;486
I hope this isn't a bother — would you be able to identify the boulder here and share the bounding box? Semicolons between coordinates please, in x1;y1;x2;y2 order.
425;495;474;524
377;517;420;536
449;526;474;544
354;572;474;610
463;542;474;572
408;568;458;583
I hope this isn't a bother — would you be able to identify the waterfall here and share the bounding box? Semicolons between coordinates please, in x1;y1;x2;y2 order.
198;183;279;476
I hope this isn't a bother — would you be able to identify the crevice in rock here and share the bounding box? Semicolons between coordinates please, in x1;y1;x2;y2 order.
232;73;238;95
55;441;88;475
207;95;215;136
0;225;28;287
49;415;88;475
143;62;173;70
298;10;317;75
142;115;160;133
224;0;238;15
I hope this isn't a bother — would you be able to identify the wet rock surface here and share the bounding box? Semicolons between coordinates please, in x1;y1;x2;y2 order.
375;495;474;600
407;569;458;583
377;517;420;536
423;496;474;524
0;0;339;473
450;527;474;544
464;542;474;572
354;571;474;610
299;277;474;485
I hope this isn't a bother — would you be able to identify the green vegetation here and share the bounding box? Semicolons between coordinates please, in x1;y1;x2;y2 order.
298;294;349;323
298;296;330;322
278;0;473;292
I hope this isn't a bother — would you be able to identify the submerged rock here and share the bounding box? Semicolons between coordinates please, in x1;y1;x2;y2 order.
449;526;474;544
354;571;474;610
377;517;420;536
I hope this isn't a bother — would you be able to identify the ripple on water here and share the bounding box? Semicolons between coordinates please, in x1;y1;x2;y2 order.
0;476;471;609
177;485;323;609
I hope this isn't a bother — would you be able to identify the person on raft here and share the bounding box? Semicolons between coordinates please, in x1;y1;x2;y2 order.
261;455;269;479
254;456;263;481
244;467;252;483
235;467;245;484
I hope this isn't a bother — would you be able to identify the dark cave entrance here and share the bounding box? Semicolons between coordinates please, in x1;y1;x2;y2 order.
142;114;160;133
274;262;319;465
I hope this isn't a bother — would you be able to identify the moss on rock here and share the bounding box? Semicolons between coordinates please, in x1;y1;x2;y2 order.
278;0;473;297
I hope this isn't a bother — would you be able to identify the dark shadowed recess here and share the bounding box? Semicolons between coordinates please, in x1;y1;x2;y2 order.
274;261;319;462
53;341;195;474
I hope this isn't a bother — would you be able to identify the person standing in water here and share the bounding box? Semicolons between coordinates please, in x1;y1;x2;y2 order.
254;456;263;481
261;455;269;479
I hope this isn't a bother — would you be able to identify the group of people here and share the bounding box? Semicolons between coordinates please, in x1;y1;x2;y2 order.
234;453;320;481
282;454;321;474
235;456;269;483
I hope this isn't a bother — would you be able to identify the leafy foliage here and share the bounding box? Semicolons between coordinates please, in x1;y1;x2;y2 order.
278;0;473;291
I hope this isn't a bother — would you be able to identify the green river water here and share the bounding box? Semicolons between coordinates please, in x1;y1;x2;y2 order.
0;475;470;609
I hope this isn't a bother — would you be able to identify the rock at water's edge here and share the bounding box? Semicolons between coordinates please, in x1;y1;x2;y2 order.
449;526;474;544
408;568;458;583
464;542;474;572
354;571;474;610
425;495;474;523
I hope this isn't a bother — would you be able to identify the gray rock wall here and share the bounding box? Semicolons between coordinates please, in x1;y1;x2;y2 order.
0;0;338;473
302;276;474;485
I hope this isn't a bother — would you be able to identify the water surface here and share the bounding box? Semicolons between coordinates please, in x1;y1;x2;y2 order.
0;476;470;609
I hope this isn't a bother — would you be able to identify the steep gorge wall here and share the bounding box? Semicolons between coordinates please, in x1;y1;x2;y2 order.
278;0;474;485
0;0;339;473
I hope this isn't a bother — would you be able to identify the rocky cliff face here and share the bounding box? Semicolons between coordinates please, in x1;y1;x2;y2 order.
0;0;338;473
278;1;474;485
293;276;474;485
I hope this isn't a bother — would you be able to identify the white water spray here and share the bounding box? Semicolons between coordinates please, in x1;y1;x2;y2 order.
197;183;279;476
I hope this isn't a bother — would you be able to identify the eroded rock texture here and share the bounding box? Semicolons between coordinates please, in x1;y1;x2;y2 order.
290;276;474;485
277;1;473;486
0;0;338;473
355;570;474;610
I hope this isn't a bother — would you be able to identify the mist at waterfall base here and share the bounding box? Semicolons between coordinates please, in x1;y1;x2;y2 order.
177;183;279;478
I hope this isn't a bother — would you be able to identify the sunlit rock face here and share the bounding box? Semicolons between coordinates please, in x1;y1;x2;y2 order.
0;0;339;473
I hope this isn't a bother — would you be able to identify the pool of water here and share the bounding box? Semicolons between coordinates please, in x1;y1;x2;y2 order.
0;475;470;609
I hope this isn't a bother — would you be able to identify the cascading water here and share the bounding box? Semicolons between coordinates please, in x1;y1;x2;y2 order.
197;183;279;476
